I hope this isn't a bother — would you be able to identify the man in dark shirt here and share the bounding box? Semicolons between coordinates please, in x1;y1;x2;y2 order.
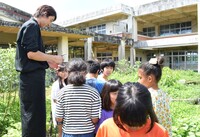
15;5;63;137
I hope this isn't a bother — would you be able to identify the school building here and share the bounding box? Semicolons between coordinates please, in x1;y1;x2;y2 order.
0;2;132;62
0;0;200;72
62;0;200;72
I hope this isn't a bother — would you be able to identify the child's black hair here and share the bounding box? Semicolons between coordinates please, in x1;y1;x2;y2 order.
67;58;87;86
100;58;115;72
56;62;68;89
86;60;100;74
139;56;164;83
101;79;122;111
113;82;158;133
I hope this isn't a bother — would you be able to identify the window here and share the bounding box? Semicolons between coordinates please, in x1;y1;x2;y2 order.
97;52;112;62
148;50;197;70
89;24;106;34
114;57;118;61
89;26;97;32
80;28;86;31
136;57;142;62
160;21;192;36
142;27;155;37
69;47;84;59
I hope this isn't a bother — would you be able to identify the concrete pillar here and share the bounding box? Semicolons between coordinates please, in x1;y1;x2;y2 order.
118;39;126;60
84;37;93;60
128;16;137;66
198;2;200;73
84;39;88;61
57;36;68;62
93;47;97;59
155;25;159;36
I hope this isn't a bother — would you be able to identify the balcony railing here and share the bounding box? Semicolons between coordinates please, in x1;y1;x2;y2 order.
93;33;134;46
135;33;198;48
61;4;133;26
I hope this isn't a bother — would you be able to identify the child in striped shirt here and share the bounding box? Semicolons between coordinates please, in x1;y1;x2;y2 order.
56;58;101;137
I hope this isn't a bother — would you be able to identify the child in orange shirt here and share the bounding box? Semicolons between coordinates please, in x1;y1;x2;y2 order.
96;82;169;137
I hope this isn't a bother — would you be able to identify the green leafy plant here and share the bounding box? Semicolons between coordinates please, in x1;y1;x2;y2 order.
1;53;200;136
0;48;20;136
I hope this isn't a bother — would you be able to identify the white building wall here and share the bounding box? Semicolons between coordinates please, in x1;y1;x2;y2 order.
113;22;127;33
106;22;115;34
83;21;127;34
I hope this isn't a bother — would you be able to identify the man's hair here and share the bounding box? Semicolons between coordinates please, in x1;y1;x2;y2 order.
86;60;100;74
33;5;57;21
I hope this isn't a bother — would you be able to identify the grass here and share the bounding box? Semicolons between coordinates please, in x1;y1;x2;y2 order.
1;67;200;136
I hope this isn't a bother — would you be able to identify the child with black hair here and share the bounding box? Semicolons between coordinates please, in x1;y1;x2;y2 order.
55;58;101;137
98;58;115;81
138;56;172;136
51;63;68;137
96;82;169;137
51;63;68;125
95;79;122;133
86;60;105;94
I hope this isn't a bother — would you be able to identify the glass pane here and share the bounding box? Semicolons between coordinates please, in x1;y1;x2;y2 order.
102;24;106;29
98;25;101;30
175;23;180;28
179;51;185;55
106;53;112;56
160;25;165;30
143;28;147;32
173;52;178;55
149;32;155;37
97;53;101;56
186;22;191;27
102;53;107;56
181;22;186;27
164;57;171;68
165;52;172;55
171;29;177;34
170;24;175;29
164;25;169;29
193;51;198;55
173;56;179;69
179;56;185;69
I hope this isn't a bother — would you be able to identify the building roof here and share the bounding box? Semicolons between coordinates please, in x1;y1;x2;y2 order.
61;4;133;28
61;0;198;29
0;2;130;46
0;2;93;45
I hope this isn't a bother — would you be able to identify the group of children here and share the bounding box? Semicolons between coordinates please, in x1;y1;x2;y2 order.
51;57;172;137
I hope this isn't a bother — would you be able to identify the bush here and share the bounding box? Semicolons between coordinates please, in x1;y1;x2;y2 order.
0;48;19;93
110;59;139;83
0;48;57;136
172;102;200;137
0;48;20;136
110;61;200;136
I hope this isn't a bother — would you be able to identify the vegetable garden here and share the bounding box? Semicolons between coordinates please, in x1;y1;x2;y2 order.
0;48;200;137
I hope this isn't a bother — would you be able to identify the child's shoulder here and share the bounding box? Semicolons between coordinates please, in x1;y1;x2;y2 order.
157;89;170;97
97;74;106;81
100;117;114;126
152;122;169;136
